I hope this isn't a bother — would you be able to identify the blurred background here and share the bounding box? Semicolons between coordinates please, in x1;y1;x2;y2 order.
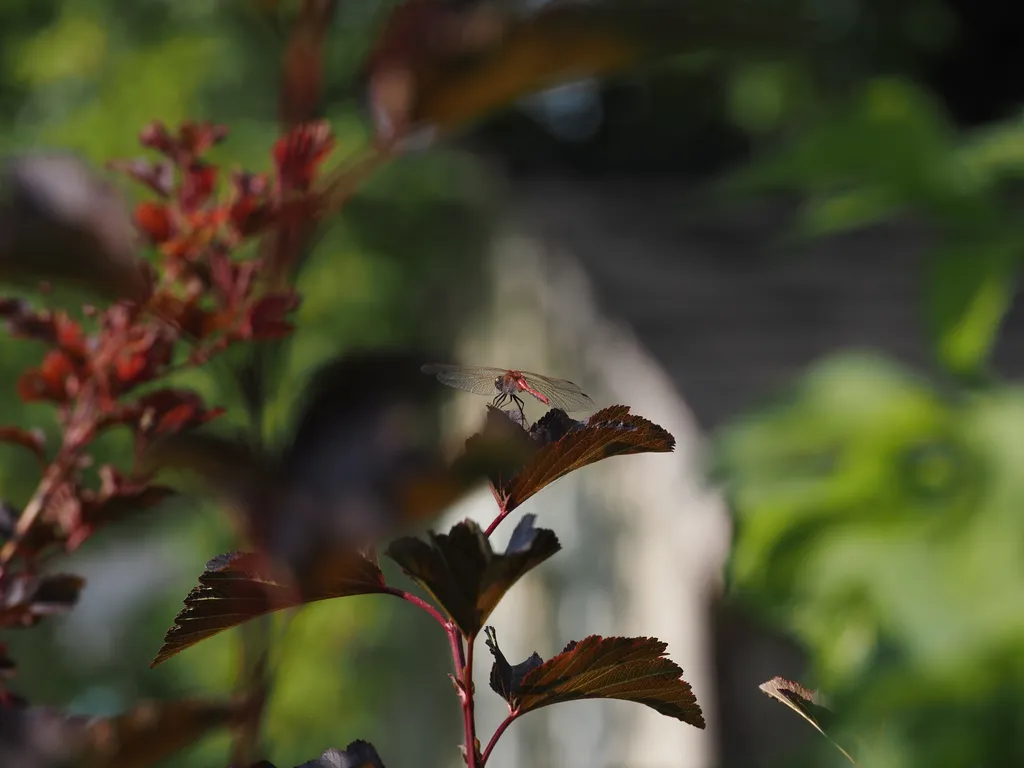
2;0;1024;766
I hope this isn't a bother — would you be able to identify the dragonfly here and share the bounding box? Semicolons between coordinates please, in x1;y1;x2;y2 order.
421;364;595;419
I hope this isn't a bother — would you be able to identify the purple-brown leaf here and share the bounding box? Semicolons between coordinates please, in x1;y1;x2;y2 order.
759;677;856;764
151;550;385;666
0;574;84;629
0;698;247;768
81;698;249;768
386;514;559;637
485;629;704;727
247;740;386;768
500;405;675;513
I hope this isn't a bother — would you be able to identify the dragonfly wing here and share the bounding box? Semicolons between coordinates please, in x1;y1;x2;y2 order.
421;363;504;396
521;372;596;413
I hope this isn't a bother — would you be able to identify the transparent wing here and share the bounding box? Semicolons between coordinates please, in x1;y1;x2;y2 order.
421;363;505;397
520;371;596;413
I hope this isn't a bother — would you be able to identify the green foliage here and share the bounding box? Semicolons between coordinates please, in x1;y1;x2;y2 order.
727;77;1024;378
715;352;1024;765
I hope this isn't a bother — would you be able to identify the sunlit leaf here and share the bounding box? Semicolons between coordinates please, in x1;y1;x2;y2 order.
151;550;384;666
484;628;704;727
499;405;675;513
386;514;559;637
0;574;83;629
759;677;856;765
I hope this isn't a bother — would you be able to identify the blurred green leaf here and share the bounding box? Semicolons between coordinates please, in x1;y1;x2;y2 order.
716;351;1024;765
924;241;1018;377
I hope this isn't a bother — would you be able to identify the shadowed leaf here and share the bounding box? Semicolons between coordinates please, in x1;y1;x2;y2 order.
386;514;559;637
0;698;245;768
279;0;338;129
366;0;817;146
0;574;83;629
498;405;675;513
484;627;543;701
80;698;249;768
485;628;704;727
0;154;147;301
759;677;856;764
250;740;386;768
144;351;483;570
152;551;384;666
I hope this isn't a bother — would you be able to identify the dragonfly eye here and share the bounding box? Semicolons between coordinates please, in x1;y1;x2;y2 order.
494;376;502;389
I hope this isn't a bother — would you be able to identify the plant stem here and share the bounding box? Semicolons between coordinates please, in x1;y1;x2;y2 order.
384;587;479;767
462;634;479;768
481;714;516;765
484;501;510;537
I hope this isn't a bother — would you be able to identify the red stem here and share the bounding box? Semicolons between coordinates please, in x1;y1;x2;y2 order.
484;501;510;538
382;587;479;767
481;714;517;765
462;634;479;767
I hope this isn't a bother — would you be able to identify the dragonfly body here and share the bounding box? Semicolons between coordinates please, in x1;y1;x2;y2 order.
422;363;595;419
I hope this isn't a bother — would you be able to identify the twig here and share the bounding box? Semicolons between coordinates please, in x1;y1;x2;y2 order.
481;714;517;765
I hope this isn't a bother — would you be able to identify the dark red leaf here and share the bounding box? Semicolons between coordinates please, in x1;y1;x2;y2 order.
107;157;174;197
242;293;300;340
104;388;223;440
498;405;675;513
484;629;705;727
16;350;79;403
0;574;84;629
208;251;257;309
139;121;176;156
176;121;229;157
151;550;385;666
143;392;225;438
280;0;338;129
180;162;218;212
273;120;335;191
134;201;173;243
147;293;210;339
139;120;228;163
386;514;559;637
72;466;176;547
484;627;542;701
456;406;540;491
759;677;855;764
228;171;273;237
528;407;584;446
0;426;45;463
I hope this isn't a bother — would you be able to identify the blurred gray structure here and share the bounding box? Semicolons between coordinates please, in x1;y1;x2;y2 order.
440;104;945;764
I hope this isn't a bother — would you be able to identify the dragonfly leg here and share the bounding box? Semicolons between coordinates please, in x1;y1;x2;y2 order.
511;393;526;423
492;392;508;409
